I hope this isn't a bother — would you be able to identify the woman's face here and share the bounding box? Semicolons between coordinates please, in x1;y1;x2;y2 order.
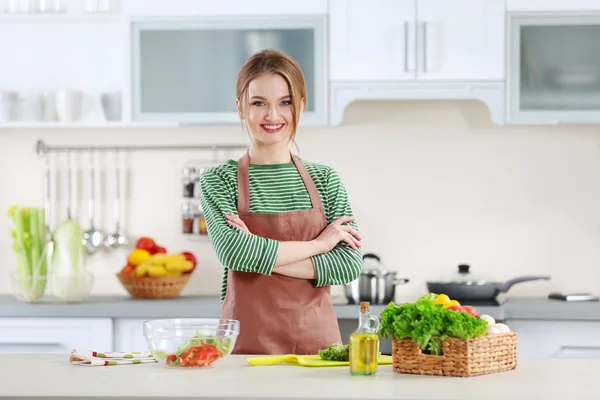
238;73;300;148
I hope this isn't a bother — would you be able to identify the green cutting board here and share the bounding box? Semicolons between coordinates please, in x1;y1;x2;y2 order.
247;354;393;367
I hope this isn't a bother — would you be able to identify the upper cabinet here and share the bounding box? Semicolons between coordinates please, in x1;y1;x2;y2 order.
507;14;600;124
328;0;416;81
329;0;506;82
507;0;600;12
131;16;327;125
123;0;327;17
416;0;505;81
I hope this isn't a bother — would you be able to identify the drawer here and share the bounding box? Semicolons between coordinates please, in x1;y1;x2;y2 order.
0;317;113;354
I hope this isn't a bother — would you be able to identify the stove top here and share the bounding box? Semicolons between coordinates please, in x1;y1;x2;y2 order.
453;298;506;307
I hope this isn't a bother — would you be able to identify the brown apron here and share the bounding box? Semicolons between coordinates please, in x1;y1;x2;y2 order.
220;151;342;355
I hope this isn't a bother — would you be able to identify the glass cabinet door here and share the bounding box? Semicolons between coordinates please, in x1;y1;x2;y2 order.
131;17;326;125
508;15;600;124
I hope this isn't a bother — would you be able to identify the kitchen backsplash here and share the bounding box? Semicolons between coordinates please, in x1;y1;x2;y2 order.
1;99;600;300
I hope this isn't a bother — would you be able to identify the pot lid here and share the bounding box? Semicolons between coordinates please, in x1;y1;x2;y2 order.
361;253;395;277
431;264;492;284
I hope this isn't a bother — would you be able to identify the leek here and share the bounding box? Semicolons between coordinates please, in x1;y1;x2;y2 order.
7;205;48;301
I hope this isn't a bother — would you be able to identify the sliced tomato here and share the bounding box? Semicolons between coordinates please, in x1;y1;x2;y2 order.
165;354;177;365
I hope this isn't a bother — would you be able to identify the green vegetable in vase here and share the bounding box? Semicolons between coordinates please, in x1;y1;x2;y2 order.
378;294;488;356
318;343;350;361
51;219;87;299
7;205;48;301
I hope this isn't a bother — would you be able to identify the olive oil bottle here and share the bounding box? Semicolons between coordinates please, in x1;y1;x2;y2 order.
349;301;380;376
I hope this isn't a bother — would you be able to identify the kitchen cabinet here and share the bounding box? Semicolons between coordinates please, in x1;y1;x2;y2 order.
0;317;113;354
131;16;328;125
123;0;327;17
416;0;505;81
507;0;600;12
114;318;149;353
507;14;600;124
327;0;506;126
0;15;126;128
328;0;416;81
328;0;505;82
505;320;600;359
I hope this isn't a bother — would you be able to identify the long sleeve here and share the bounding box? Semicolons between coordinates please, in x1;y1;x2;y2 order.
310;168;362;287
199;168;279;275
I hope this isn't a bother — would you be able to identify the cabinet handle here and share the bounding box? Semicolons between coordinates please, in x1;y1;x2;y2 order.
421;22;428;73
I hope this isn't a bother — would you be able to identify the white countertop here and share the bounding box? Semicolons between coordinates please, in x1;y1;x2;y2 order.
0;354;597;400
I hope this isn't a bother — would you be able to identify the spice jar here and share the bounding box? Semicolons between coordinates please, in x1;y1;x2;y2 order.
196;202;207;235
181;202;194;234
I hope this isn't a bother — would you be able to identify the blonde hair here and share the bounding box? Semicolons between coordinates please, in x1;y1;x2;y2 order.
236;49;307;150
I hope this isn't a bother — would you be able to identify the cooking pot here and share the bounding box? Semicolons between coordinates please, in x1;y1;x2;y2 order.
426;264;551;301
344;253;410;305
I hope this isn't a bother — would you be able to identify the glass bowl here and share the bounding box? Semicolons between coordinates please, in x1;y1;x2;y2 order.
143;318;240;368
52;272;94;302
9;271;48;303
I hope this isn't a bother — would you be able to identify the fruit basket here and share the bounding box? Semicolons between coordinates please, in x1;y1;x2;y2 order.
117;274;191;299
392;332;517;377
116;237;197;299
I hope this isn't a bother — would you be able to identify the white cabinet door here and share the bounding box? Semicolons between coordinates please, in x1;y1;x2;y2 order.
328;0;417;81
114;319;149;353
0;318;113;354
506;320;600;359
416;0;506;81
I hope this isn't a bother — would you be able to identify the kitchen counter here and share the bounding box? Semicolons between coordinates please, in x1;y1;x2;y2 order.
0;354;597;399
0;294;507;320
1;294;599;321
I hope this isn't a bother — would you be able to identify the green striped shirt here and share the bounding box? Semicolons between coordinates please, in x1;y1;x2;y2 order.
199;158;362;303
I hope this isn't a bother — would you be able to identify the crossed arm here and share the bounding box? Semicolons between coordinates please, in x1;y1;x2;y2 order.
199;167;363;286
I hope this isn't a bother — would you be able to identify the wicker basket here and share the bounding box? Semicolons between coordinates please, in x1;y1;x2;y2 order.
117;274;191;299
392;332;517;377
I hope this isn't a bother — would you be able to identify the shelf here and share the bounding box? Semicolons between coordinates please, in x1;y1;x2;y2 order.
0;13;123;22
0;121;181;129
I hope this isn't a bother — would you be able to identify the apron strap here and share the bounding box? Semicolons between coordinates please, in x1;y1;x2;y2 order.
236;150;324;213
237;151;251;213
291;154;324;210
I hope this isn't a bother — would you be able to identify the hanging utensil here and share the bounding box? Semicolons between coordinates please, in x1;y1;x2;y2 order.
83;150;104;254
44;152;54;258
66;150;72;220
104;149;127;248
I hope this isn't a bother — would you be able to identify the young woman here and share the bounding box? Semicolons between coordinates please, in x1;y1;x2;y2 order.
199;49;363;355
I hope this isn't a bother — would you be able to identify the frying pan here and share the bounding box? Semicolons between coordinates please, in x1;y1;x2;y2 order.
426;264;551;301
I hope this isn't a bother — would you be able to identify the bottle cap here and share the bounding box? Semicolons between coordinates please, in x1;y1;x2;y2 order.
360;301;370;312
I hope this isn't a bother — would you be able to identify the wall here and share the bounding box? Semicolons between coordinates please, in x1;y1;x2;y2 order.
2;100;600;301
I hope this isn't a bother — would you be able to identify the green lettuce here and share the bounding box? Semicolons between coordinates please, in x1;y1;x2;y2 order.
378;294;488;356
318;344;349;361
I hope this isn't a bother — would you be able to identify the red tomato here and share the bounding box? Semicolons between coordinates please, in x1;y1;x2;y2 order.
181;251;197;273
447;305;465;312
154;246;167;254
135;237;156;253
462;306;478;317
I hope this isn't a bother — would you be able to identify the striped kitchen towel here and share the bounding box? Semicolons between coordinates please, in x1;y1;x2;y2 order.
69;349;158;366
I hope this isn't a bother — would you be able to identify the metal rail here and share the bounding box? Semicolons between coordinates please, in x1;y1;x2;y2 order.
35;140;248;157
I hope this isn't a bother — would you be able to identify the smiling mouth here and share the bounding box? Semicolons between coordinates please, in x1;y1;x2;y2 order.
261;124;284;134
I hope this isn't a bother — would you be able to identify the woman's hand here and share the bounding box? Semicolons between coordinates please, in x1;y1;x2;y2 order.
224;212;251;234
313;216;362;253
